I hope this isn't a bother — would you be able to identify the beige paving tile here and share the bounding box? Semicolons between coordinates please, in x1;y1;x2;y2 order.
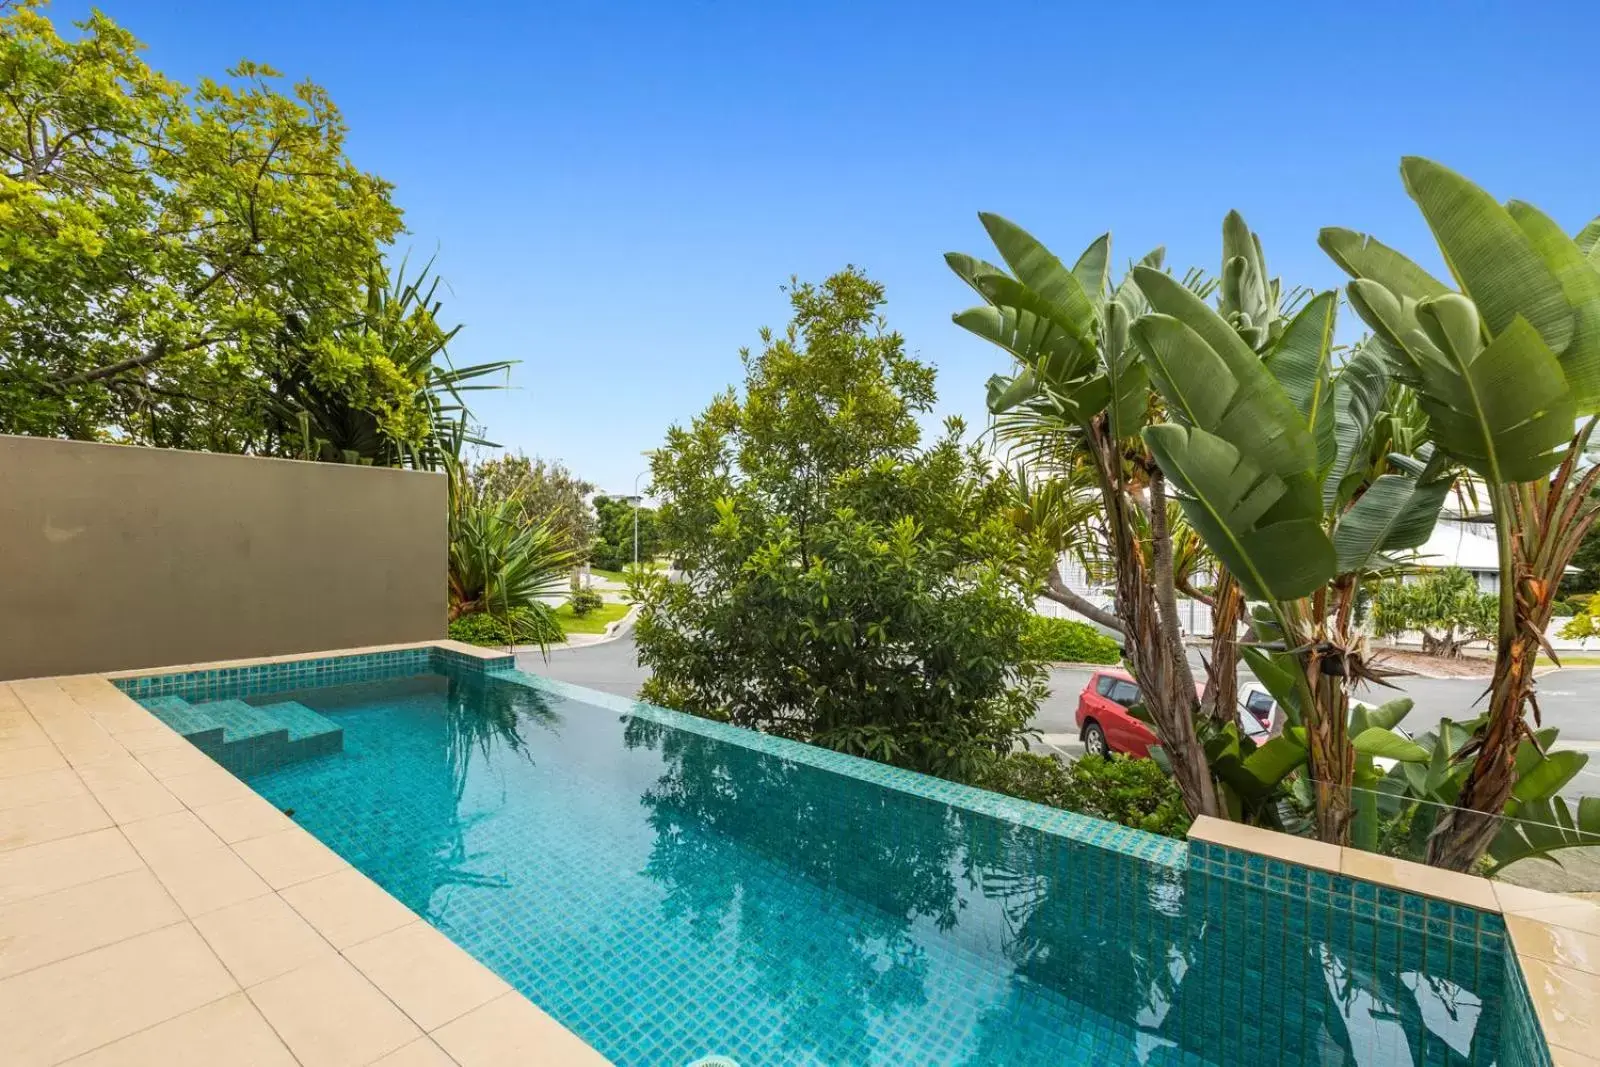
191;794;297;845
162;766;255;808
1553;1045;1600;1066
233;828;347;890
75;755;159;793
0;793;112;853
0;827;143;906
0;713;50;752
1509;915;1600;976
346;921;509;1031
373;1037;461;1066
0;922;238;1066
135;744;221;781
280;868;417;949
0;868;183;980
0;766;88;811
193;892;336;987
88;705;163;736
1186;814;1341;873
1521;903;1600;936
121;810;227;863
432;992;608;1066
61;991;299;1067
247;954;421;1067
1522;955;1600;1051
0;743;67;780
93;779;188;824
1339;848;1499;912
114;724;189;755
143;844;273;918
54;728;130;766
1496;881;1576;915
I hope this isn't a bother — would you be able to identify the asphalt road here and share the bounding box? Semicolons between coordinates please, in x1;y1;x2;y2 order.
522;634;1600;796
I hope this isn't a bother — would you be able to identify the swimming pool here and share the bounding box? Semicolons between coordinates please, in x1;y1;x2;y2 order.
130;655;1533;1066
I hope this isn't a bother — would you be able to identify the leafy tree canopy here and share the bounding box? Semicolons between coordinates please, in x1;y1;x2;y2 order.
0;2;484;461
634;268;1049;782
1371;567;1497;658
592;494;660;570
468;453;596;556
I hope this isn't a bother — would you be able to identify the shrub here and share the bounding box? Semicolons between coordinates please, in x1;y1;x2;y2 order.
447;607;563;647
1025;616;1121;665
569;588;606;617
981;751;1190;838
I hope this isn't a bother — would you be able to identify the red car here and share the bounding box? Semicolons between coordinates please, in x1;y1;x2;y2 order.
1075;669;1158;758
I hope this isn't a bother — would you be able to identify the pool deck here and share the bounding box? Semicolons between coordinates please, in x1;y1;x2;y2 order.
0;641;609;1067
1191;816;1599;1066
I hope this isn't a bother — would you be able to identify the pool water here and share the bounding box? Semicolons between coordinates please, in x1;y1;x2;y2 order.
231;667;1508;1066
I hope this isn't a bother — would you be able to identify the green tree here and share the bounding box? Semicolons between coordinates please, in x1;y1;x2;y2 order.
1371;568;1497;658
0;3;482;460
1323;158;1600;869
468;454;596;557
591;495;659;570
634;269;1048;783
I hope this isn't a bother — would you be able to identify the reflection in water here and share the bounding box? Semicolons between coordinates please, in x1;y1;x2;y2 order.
247;670;1506;1066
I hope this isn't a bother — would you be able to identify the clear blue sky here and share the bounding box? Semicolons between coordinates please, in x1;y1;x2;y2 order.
53;0;1600;495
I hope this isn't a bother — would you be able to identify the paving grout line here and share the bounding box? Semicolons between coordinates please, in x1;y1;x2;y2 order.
43;988;264;1067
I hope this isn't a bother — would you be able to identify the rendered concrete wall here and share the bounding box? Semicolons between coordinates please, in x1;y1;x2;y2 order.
0;435;447;679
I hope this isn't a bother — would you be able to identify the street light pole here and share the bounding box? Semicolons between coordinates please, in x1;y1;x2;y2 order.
632;470;645;568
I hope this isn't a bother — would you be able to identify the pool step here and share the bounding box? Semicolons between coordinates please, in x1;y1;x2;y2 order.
137;696;342;776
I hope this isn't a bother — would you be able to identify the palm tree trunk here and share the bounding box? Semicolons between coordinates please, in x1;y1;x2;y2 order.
1201;571;1243;726
1041;561;1125;635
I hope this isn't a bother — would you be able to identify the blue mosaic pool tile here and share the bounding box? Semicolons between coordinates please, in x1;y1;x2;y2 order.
1187;841;1506;957
503;669;1190;871
114;646;436;701
1500;949;1554;1067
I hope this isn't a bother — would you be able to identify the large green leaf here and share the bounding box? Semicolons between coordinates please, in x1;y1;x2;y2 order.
1071;234;1111;309
1112;247;1165;325
1413;309;1576;484
1131;308;1323;523
1512;749;1588;803
1142;423;1336;600
1241;645;1304;726
1318;227;1450;302
1363;698;1414;733
985;370;1038;415
977;214;1097;343
1509;199;1600;409
1486;795;1600;875
953;303;1088;385
1349;282;1576;485
1322;340;1390;511
1401;157;1573;354
1331;472;1449;575
1264;291;1338;471
1576;217;1600;259
1101;301;1147;441
1351;728;1430;763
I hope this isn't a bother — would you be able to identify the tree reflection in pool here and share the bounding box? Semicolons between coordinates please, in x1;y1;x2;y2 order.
241;668;1509;1066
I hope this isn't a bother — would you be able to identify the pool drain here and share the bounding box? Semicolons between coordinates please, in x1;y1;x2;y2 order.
688;1058;739;1067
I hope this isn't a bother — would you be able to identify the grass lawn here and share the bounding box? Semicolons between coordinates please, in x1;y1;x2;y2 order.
1538;653;1600;668
554;600;631;635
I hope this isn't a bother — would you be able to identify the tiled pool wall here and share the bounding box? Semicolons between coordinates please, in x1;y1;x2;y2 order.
109;644;1557;1066
111;644;514;702
1188;839;1532;1065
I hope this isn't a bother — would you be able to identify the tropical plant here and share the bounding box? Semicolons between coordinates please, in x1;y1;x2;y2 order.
1128;215;1451;844
444;433;573;650
1321;157;1600;870
949;220;1222;819
1371;568;1497;657
1362;713;1600;876
634;268;1049;783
